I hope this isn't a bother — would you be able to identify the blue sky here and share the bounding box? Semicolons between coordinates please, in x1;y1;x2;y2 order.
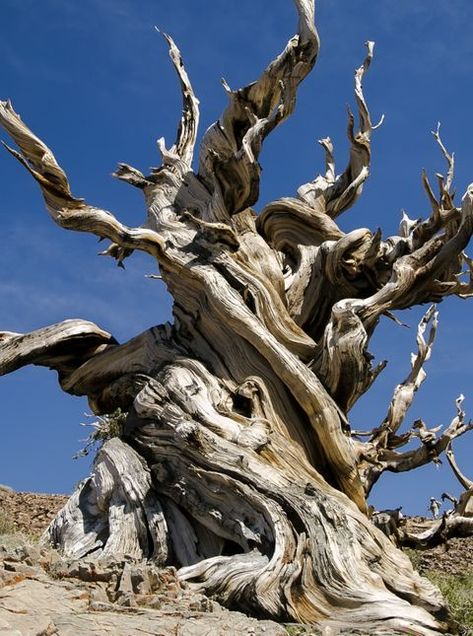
1;0;473;515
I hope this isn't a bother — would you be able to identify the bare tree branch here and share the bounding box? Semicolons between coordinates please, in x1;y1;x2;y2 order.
112;31;199;192
369;305;438;449
298;41;380;218
198;0;319;221
152;30;200;169
395;129;458;255
432;122;455;195
343;184;473;332
445;438;473;492
401;514;473;549
359;394;473;494
0;101;166;266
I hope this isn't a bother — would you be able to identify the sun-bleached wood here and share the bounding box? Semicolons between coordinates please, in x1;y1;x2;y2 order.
1;1;473;633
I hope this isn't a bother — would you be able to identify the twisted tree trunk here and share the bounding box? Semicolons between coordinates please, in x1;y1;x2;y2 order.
2;2;473;633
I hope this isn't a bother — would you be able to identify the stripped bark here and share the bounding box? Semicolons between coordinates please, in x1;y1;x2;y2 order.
1;1;473;633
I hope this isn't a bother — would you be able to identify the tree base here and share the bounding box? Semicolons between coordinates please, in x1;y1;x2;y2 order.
44;437;449;634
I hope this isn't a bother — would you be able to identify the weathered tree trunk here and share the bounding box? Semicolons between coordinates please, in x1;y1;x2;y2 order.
2;1;473;633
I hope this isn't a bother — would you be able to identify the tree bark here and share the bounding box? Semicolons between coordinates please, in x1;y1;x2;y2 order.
2;1;473;633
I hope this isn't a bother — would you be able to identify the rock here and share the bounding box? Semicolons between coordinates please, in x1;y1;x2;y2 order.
0;568;26;588
49;559;118;583
21;543;42;565
0;538;287;636
189;595;215;613
88;600;115;612
89;583;109;604
115;591;137;608
135;592;161;608
3;561;39;578
0;484;15;494
37;622;59;636
117;563;134;595
129;563;152;594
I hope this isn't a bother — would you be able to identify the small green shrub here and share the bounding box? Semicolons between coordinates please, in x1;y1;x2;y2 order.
426;571;473;635
74;408;127;459
0;510;15;535
284;626;311;636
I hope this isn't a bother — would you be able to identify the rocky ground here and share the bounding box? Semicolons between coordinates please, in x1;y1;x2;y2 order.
0;540;289;635
0;486;472;635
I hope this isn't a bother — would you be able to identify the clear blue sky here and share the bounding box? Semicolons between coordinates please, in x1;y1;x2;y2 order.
1;0;473;515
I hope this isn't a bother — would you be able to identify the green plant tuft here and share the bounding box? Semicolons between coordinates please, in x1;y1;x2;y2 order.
74;408;127;459
426;571;473;635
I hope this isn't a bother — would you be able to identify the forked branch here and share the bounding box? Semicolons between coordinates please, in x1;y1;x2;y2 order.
400;126;458;253
359;393;473;494
298;41;380;217
0;101;166;266
113;31;199;191
160;31;200;167
370;306;438;449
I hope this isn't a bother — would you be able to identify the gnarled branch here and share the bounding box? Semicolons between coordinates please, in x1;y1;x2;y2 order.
298;41;379;218
445;440;473;492
369;305;438;450
0;100;166;267
198;0;319;221
359;393;473;495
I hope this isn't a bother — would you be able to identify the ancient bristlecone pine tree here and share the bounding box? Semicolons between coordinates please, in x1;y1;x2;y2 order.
2;2;473;633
